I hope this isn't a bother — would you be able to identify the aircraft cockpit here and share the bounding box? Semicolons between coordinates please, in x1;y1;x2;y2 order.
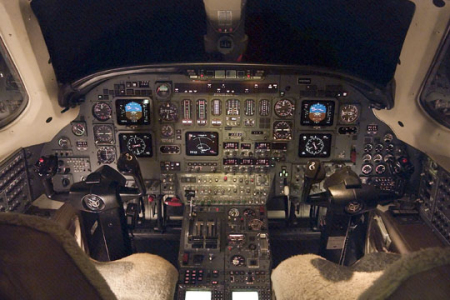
1;1;450;299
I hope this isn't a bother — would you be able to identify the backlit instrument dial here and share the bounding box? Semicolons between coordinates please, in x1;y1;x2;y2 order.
274;99;294;118
92;102;112;121
340;104;359;124
93;124;114;144
273;121;293;140
155;82;172;98
71;122;86;136
158;103;178;121
97;146;116;164
126;136;146;156
161;125;174;137
305;136;325;156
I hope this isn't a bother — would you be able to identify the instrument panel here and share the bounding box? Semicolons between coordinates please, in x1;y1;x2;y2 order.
39;67;413;204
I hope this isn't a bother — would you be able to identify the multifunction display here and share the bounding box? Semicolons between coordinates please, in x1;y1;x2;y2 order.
116;99;151;125
186;132;219;156
300;100;335;126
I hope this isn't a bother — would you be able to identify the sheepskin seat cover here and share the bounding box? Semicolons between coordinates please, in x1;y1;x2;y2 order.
0;213;178;300
272;247;450;300
94;253;178;300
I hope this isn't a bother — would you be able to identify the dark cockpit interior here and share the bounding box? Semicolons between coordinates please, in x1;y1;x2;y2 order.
1;1;450;300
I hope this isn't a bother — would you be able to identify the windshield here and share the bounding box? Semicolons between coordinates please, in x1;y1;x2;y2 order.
31;0;415;86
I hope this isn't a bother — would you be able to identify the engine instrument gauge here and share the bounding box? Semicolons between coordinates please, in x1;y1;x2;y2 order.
273;121;293;140
274;99;295;118
244;99;255;116
119;133;152;157
71;122;86;136
299;133;332;157
259;99;270;116
92;102;112;121
226;99;240;115
158;103;178;121
93;124;114;144
339;104;359;124
161;125;174;137
97;146;116;164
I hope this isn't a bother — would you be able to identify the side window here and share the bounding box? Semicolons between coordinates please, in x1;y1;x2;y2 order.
0;38;28;128
420;32;450;128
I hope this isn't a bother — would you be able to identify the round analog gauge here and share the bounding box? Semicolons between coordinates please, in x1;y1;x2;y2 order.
273;121;293;140
94;125;114;144
58;137;71;148
340;104;359;123
274;99;295;118
161;125;174;138
384;133;394;143
248;219;264;231
361;164;373;175
231;255;246;267
386;143;395;153
375;144;384;152
71;122;86;136
362;153;372;162
373;154;383;164
228;208;240;218
243;208;256;217
384;154;394;162
97;146;116;164
375;164;386;175
155;82;172;98
364;143;373;153
92;102;112;121
159;103;178;121
305;136;325;156
126;136;146;156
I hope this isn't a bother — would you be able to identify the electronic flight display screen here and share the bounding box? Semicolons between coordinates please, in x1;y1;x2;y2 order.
186;132;219;156
300;100;335;126
116;99;150;125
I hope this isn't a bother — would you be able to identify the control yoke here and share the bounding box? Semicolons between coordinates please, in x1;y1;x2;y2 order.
117;151;146;196
307;166;397;215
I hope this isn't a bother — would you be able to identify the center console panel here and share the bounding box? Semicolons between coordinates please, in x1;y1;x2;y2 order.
177;205;271;300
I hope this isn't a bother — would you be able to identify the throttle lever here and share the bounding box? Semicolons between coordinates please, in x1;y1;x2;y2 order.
117;151;146;196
